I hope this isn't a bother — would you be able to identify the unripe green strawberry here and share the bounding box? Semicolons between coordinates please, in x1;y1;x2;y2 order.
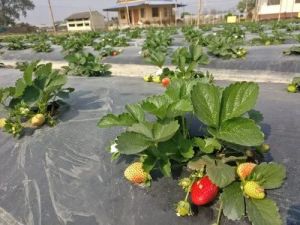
237;163;256;180
287;84;297;93
143;75;152;82
176;200;192;217
257;143;270;153
124;162;149;185
152;75;161;83
0;118;7;128
243;181;265;199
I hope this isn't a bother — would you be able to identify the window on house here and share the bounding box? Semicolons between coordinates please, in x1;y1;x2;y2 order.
77;23;83;27
267;0;280;5
140;8;145;18
85;23;90;26
296;0;300;3
69;24;75;27
120;10;126;19
152;7;159;17
164;8;168;17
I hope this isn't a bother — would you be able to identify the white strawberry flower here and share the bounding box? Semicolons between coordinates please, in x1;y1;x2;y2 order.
155;68;163;76
110;143;119;153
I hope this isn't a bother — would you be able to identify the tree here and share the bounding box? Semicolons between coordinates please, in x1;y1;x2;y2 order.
237;0;256;14
0;0;35;26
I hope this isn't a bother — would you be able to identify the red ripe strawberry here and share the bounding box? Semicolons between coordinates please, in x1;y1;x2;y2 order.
191;176;219;206
161;77;171;88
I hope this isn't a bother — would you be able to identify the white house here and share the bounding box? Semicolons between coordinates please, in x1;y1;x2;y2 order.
258;0;300;20
65;11;105;32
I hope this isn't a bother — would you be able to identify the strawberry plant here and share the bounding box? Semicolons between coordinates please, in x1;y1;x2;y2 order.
142;30;172;57
251;31;285;46
61;37;85;55
51;34;68;45
143;51;175;83
182;27;208;46
172;44;211;79
221;25;245;41
93;32;129;50
7;39;29;50
32;41;53;53
63;52;111;77
207;36;247;59
0;62;74;137
98;46;121;58
125;28;142;39
283;46;300;55
245;23;264;33
98;79;286;225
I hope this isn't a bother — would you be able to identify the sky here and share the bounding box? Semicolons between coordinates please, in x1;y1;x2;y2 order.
21;0;240;26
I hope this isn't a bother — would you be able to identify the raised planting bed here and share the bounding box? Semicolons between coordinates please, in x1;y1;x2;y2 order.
0;72;299;225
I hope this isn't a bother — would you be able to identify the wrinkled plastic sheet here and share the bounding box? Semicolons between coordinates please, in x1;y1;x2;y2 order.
0;70;300;225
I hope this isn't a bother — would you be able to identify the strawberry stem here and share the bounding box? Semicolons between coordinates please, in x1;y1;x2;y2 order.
221;156;247;164
184;176;196;201
216;201;223;225
181;116;187;138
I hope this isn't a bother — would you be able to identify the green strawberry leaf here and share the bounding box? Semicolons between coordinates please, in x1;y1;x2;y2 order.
23;63;34;85
141;95;170;119
165;80;188;100
187;158;207;170
251;162;286;189
98;113;136;128
191;82;222;128
216;117;264;146
204;156;236;188
14;79;27;97
116;132;152;155
221;82;259;123
128;122;153;139
166;99;193;118
246;198;282;225
194;137;221;154
22;86;41;104
221;181;245;221
129;121;179;143
152;121;180;143
125;103;145;122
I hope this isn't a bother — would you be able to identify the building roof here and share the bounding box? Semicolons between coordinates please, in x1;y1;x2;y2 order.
103;0;185;12
66;11;102;20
